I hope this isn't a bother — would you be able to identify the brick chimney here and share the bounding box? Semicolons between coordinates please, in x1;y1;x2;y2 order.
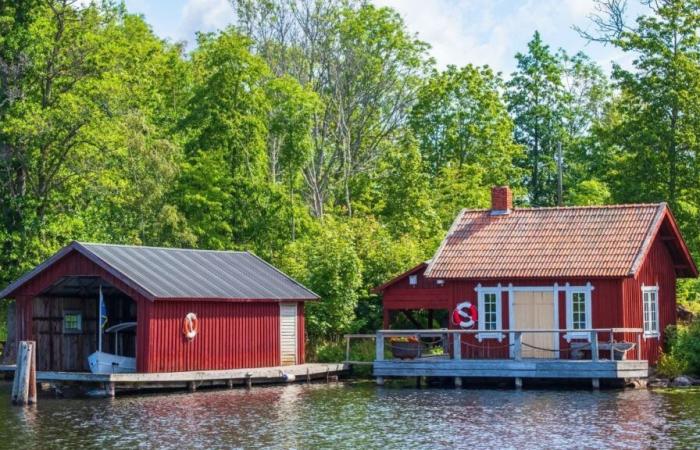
491;186;512;215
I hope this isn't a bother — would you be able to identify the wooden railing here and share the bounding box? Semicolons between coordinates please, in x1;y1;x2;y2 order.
345;328;645;364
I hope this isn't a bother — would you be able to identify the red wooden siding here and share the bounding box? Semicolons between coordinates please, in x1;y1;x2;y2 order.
140;301;281;372
622;234;677;364
382;269;630;360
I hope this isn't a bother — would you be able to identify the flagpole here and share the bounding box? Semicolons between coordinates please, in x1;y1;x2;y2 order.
98;285;103;353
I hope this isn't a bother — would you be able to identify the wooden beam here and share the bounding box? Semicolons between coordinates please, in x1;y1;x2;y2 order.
402;310;422;329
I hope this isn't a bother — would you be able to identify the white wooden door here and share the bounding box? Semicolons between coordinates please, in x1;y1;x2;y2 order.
513;291;556;358
280;303;298;365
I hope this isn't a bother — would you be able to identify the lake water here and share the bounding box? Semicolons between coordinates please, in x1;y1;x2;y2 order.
1;381;699;449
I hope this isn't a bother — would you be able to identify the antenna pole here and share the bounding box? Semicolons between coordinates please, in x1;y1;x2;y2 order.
557;141;563;206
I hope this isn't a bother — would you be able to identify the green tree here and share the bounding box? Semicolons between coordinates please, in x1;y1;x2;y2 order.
506;31;566;206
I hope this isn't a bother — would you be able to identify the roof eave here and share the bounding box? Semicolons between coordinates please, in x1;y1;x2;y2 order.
372;262;428;293
628;204;698;278
424;208;466;278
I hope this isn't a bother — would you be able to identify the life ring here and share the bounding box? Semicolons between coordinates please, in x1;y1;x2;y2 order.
451;301;477;329
183;313;198;340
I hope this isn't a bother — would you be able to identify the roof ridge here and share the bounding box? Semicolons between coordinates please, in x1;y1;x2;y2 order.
76;241;248;254
460;202;664;213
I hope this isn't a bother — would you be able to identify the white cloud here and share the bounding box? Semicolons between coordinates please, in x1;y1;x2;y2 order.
179;0;235;43
372;0;635;75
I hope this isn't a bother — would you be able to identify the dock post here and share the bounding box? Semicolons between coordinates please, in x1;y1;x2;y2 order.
11;341;33;406
28;342;36;404
454;333;462;388
306;367;310;383
592;378;600;389
245;373;252;389
227;379;234;389
188;381;197;392
515;377;523;389
105;382;115;398
375;331;384;386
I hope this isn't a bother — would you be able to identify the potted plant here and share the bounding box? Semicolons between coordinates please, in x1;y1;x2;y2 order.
390;336;422;359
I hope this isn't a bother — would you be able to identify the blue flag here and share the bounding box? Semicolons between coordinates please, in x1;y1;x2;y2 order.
99;285;108;330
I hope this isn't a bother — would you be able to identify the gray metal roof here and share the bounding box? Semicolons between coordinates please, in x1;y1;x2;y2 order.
0;242;319;301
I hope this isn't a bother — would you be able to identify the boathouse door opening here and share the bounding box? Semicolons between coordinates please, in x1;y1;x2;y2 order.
512;291;556;358
32;276;137;372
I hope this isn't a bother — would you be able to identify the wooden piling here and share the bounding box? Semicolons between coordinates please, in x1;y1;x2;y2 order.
28;342;36;404
11;341;34;406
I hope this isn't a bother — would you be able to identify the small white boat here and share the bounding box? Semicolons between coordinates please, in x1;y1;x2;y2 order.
88;322;137;374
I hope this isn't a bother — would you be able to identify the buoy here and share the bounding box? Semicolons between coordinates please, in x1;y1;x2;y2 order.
452;301;477;329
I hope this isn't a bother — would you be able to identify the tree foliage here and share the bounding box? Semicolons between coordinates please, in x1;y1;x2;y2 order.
1;0;700;344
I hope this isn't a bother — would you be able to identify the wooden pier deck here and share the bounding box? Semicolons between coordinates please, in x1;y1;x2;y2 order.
373;358;648;379
347;328;649;388
1;363;348;396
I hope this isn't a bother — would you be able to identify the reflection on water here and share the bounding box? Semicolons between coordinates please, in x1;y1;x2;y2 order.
0;381;699;449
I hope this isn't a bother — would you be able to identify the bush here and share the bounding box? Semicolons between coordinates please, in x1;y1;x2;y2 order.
665;321;700;375
656;352;688;379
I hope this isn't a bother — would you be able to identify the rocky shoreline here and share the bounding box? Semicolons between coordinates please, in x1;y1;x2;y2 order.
647;374;700;388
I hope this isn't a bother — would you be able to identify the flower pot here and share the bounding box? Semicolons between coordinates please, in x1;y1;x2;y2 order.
391;341;421;359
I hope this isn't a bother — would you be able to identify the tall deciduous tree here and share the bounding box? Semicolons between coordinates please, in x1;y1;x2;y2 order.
506;31;565;206
234;0;430;217
582;0;700;254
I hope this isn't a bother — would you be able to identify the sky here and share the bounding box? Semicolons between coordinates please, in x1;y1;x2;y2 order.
121;0;645;75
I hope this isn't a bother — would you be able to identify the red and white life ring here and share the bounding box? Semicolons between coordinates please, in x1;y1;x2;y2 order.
452;301;477;329
183;312;198;340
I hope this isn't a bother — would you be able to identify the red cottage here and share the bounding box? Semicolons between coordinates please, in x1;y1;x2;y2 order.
376;187;698;365
1;242;317;373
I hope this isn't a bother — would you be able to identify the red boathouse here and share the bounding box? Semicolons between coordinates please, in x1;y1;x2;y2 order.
0;242;318;373
375;186;698;365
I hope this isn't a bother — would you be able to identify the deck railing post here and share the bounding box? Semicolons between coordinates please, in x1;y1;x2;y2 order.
590;331;599;361
514;332;522;361
609;330;614;359
454;333;461;361
375;331;385;386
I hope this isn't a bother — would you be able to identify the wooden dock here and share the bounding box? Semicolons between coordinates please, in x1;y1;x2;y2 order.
1;363;348;397
373;359;648;379
346;328;649;388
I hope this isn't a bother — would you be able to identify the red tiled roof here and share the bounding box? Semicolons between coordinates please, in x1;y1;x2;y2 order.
424;203;690;279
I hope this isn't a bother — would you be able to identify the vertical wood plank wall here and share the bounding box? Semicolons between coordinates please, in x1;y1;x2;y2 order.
622;234;677;364
381;266;656;361
141;301;282;372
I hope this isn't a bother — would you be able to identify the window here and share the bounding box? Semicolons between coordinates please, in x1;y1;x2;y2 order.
408;275;418;286
571;292;586;330
483;293;498;330
565;286;592;341
63;311;83;334
477;288;503;341
643;286;659;337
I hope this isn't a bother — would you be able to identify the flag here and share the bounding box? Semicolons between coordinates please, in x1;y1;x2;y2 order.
99;285;108;330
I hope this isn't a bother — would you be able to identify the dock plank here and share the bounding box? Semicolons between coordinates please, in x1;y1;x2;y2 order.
373;359;648;380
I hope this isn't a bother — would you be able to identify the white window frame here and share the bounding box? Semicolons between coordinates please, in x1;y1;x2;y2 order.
564;283;593;342
476;285;504;341
642;285;660;338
